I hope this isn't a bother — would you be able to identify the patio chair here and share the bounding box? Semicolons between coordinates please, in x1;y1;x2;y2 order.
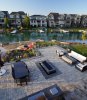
56;50;66;57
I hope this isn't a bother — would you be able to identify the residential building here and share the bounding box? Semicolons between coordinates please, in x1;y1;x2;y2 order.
0;11;87;28
0;11;9;27
70;14;81;27
58;14;65;27
65;14;72;27
30;15;47;27
9;11;26;27
80;15;87;27
47;13;59;27
75;15;81;27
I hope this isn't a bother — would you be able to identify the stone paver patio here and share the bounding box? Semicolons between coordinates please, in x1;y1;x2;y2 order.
0;46;87;100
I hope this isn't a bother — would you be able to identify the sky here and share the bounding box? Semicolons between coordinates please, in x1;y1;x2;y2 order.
0;0;87;15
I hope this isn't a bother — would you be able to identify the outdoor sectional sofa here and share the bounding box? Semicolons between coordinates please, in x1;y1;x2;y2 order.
68;51;87;63
75;63;87;72
61;55;77;64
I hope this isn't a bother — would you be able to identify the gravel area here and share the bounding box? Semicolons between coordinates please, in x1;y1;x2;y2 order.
0;46;87;100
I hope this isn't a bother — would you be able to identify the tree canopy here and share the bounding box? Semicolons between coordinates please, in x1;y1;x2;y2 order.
4;17;9;28
82;31;87;41
23;15;30;28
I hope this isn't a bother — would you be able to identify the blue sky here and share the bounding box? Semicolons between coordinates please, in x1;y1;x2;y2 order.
0;0;87;15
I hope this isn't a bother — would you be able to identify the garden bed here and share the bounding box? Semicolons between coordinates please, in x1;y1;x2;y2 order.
36;41;59;48
2;49;36;62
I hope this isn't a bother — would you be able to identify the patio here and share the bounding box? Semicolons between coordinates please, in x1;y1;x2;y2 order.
0;46;87;100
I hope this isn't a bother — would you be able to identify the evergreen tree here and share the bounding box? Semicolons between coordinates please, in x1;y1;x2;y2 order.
4;17;9;28
23;15;30;28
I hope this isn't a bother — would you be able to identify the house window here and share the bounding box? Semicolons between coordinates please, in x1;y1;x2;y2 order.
42;21;44;23
31;20;33;23
37;20;41;23
51;22;53;24
0;19;4;22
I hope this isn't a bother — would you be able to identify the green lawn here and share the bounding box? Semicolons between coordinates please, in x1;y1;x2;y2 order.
69;44;87;57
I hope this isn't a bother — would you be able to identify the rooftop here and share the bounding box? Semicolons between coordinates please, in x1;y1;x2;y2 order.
10;11;26;15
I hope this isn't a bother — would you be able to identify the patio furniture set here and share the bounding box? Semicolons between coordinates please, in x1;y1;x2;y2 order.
11;60;65;99
1;47;87;99
12;58;58;85
56;49;87;72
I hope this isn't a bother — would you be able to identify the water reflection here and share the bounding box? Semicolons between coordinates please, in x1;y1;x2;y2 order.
0;32;86;43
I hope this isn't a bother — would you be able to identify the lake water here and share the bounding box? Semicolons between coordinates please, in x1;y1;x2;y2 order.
0;32;87;44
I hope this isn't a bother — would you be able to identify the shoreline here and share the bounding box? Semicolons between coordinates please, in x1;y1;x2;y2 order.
0;40;84;51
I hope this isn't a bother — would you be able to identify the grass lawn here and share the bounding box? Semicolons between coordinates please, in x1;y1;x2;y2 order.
69;44;87;57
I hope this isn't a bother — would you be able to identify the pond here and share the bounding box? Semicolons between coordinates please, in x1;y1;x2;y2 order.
0;32;87;44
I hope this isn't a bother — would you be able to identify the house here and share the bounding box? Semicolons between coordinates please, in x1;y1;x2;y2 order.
0;11;9;27
80;15;87;27
58;14;65;27
30;15;47;27
9;11;26;27
65;14;81;27
47;13;59;27
48;13;82;28
65;14;72;27
70;14;81;27
75;15;81;27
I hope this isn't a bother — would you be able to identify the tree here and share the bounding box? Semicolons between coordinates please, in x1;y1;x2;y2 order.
4;17;9;28
23;15;30;28
82;31;87;43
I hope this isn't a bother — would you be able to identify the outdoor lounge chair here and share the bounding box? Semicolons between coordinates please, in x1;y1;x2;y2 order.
75;63;87;72
56;50;65;57
62;55;77;64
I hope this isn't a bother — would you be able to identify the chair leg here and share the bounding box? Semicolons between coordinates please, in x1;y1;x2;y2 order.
20;79;22;86
25;78;27;85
